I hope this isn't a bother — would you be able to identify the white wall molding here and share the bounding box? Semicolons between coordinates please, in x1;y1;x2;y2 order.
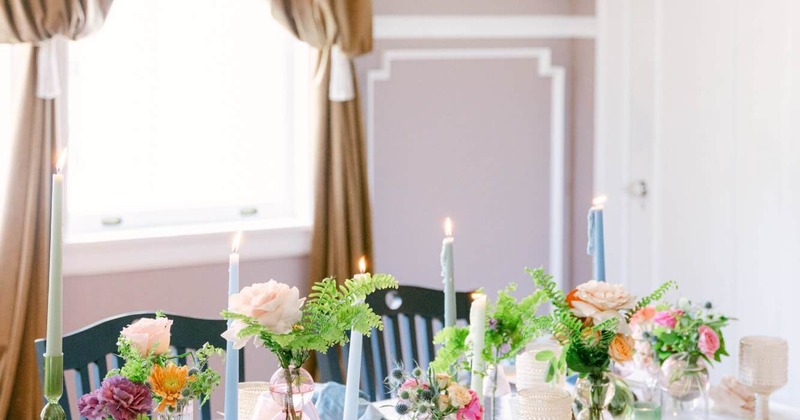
366;48;568;287
374;15;597;40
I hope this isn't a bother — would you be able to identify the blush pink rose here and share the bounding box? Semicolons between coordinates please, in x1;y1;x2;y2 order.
697;325;721;358
456;389;483;420
228;280;304;334
653;310;682;329
121;317;172;357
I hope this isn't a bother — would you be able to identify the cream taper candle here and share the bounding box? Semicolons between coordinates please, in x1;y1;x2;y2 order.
469;293;487;400
343;256;368;420
45;149;67;356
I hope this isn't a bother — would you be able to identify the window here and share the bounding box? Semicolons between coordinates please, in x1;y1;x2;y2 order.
66;0;311;242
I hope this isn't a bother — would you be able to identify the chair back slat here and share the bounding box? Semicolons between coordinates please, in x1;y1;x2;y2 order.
315;286;474;401
35;311;244;420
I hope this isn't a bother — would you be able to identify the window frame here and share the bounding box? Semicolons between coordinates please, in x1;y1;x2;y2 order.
61;8;314;276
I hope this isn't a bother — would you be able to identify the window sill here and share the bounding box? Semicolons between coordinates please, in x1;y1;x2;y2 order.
64;220;312;277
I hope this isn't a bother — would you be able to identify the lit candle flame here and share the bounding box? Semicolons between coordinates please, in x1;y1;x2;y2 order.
444;217;453;237
358;256;367;274
471;292;484;301
56;147;68;174
592;195;607;209
232;231;242;253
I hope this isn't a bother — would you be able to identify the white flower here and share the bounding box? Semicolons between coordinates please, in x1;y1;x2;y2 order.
677;297;692;312
571;280;636;334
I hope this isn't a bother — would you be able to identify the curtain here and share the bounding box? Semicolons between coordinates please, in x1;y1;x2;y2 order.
271;0;374;284
0;2;113;418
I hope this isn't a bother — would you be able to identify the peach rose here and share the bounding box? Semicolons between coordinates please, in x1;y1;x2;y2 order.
609;334;635;363
228;280;305;334
435;372;451;389
571;281;636;334
121;317;172;357
448;384;472;408
437;393;451;411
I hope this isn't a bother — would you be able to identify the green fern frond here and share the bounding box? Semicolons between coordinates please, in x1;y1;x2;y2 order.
625;280;677;321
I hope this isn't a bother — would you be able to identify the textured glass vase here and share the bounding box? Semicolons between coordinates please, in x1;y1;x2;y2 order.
269;366;315;420
660;353;709;419
575;372;616;420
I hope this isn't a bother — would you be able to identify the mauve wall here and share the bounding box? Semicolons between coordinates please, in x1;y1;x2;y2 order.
358;37;595;298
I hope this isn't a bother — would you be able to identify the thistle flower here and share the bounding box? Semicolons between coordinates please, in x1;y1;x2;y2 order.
395;402;410;415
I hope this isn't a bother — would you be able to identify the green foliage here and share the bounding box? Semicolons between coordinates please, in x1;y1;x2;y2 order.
430;326;470;373
185;343;224;406
625;280;677;322
222;273;399;367
482;283;549;364
430;282;549;373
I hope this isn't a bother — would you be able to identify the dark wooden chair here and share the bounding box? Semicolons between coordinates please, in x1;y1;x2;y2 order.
316;286;473;401
35;311;244;420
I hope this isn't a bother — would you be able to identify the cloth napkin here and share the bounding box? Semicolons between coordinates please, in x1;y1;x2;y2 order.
312;382;385;420
709;376;756;418
247;382;384;420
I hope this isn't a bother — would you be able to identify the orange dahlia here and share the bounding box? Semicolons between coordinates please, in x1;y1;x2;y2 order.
148;363;189;412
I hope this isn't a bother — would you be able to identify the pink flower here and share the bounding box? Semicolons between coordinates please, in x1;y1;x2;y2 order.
77;390;106;419
653;310;682;329
457;389;483;420
630;306;657;326
228;280;305;334
96;376;152;420
121;317;172;357
698;325;721;358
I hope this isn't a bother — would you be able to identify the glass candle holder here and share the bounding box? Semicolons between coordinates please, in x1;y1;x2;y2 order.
738;336;788;420
518;386;573;420
516;342;565;390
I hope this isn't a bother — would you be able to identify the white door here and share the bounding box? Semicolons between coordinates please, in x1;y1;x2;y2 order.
597;0;800;403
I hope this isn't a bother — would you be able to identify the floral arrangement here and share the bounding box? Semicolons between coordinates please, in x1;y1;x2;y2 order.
221;274;398;367
77;314;223;420
221;274;398;419
431;282;549;373
630;298;731;366
386;366;483;420
527;267;675;379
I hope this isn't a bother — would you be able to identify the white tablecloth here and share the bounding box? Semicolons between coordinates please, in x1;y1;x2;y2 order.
373;398;800;419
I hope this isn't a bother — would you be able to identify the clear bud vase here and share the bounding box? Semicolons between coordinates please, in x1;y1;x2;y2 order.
269;366;315;420
575;372;616;420
660;353;709;419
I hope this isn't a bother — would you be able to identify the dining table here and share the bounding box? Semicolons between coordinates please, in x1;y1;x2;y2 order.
372;397;800;419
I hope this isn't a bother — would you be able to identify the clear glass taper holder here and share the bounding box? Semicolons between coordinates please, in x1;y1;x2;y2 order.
40;354;65;420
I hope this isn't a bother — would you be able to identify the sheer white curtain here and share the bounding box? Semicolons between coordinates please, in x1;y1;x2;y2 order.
0;45;26;234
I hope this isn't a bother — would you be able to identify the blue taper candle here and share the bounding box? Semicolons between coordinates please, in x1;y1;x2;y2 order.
587;197;606;281
224;232;242;419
